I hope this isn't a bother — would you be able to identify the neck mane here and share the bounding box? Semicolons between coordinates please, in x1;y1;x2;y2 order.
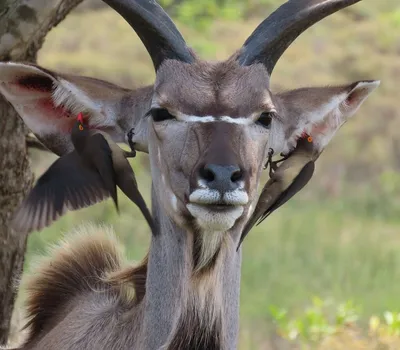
137;187;242;350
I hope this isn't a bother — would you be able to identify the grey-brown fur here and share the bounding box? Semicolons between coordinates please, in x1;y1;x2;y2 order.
154;58;273;117
4;70;378;350
0;0;380;349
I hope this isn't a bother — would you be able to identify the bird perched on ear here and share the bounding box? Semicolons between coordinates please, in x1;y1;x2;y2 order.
238;135;319;250
12;113;155;234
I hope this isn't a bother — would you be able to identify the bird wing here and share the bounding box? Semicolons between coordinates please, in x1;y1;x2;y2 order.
237;160;315;250
83;133;119;211
256;161;315;226
114;160;155;234
12;151;111;234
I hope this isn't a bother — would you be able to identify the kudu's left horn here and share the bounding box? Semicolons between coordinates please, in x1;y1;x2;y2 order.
237;0;362;74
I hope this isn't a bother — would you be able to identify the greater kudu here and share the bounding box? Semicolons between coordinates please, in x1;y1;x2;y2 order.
0;0;379;349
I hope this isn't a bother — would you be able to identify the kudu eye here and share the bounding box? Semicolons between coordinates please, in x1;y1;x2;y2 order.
150;108;176;122
256;112;273;129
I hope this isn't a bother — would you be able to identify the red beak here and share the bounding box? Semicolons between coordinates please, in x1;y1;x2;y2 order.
77;112;84;124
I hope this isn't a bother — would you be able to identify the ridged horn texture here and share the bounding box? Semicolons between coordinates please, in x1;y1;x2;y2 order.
237;0;362;74
102;0;195;70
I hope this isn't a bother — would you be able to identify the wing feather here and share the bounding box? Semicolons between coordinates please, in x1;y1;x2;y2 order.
12;151;110;234
256;161;315;226
83;133;119;211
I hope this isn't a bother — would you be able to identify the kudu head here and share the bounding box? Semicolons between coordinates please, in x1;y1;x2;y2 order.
0;0;378;245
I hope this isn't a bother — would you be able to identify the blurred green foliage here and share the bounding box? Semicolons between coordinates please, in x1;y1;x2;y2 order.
269;297;360;343
269;297;400;349
8;0;400;349
158;0;400;29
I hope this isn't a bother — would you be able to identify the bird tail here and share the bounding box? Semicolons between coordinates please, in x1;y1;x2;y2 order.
116;171;156;234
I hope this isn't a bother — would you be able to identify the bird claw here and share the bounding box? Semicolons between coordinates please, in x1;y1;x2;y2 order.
127;127;135;140
263;148;274;169
264;148;276;177
264;148;292;178
127;128;137;155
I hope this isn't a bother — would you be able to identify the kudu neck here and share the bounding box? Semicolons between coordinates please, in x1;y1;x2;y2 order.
139;186;242;349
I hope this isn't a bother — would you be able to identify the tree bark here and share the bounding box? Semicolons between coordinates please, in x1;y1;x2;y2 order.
0;0;83;345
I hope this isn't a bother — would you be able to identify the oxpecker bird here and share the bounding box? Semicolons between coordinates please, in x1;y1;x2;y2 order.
12;113;155;234
237;79;381;249
238;136;317;249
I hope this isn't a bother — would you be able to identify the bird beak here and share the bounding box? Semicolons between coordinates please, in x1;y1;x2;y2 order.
77;112;84;124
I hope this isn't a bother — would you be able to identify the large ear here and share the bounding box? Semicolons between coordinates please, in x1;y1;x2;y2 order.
272;80;380;153
276;80;380;121
0;62;152;156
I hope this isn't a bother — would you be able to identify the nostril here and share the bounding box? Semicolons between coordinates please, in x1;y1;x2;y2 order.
199;164;244;187
199;166;215;182
231;169;243;183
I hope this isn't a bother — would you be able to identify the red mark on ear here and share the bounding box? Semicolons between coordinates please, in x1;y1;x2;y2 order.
38;99;72;119
77;112;84;123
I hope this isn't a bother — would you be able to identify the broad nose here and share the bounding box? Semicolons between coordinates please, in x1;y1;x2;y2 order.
198;164;243;192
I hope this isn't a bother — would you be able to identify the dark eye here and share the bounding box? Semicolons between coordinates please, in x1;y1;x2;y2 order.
256;112;273;129
150;108;176;122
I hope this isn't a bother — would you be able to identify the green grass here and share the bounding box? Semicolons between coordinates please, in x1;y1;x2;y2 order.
9;3;400;349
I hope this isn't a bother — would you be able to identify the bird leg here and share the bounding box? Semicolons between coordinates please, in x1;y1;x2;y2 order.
264;148;277;177
264;149;293;178
272;153;291;166
126;128;137;158
269;153;293;176
124;150;136;158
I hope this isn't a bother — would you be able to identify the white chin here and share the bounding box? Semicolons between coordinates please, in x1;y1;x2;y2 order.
186;204;244;232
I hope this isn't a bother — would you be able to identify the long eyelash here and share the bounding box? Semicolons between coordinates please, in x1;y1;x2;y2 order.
269;111;282;122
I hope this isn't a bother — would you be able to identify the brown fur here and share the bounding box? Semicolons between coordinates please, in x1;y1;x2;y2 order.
155;58;273;117
167;236;230;349
105;254;148;304
19;225;145;347
19;224;231;349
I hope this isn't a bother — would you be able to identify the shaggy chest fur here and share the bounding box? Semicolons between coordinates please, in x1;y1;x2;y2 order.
167;245;226;350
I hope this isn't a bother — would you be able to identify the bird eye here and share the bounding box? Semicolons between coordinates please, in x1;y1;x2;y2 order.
256;112;274;129
150;108;176;122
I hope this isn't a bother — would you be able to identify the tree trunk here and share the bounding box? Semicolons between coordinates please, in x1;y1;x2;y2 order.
0;0;83;345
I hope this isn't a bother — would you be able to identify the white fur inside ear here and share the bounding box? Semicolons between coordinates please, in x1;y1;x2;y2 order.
351;80;380;93
344;80;380;109
52;79;101;117
311;80;380;151
0;62;117;137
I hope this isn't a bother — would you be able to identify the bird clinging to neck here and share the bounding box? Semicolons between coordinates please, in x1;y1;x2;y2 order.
12;113;155;235
237;79;382;249
237;135;317;250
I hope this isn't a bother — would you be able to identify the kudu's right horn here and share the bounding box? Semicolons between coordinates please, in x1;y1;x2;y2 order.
103;0;195;70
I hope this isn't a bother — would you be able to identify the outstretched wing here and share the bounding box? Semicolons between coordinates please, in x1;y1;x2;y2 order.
84;133;119;211
12;151;111;234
